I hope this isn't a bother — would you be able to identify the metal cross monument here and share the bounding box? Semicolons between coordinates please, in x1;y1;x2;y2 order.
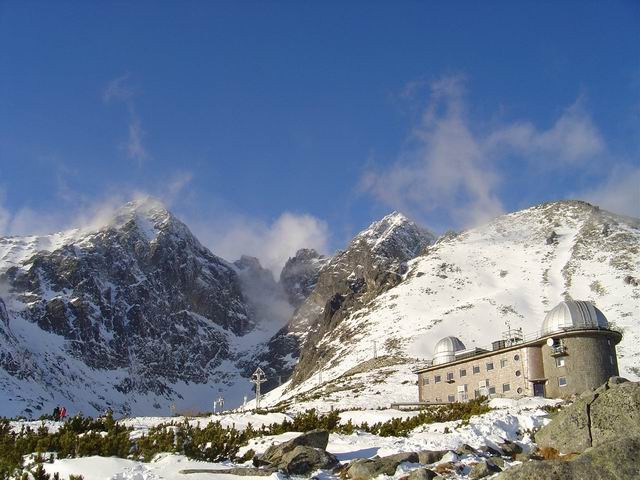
251;367;267;409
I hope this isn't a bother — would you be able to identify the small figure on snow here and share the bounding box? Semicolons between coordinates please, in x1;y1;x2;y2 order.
59;405;67;420
52;406;60;421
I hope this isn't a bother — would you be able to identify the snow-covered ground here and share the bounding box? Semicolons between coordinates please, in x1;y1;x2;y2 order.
20;396;560;480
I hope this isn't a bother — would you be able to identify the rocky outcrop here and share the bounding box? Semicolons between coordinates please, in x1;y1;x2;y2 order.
286;212;435;387
535;377;640;453
496;435;640;480
280;249;329;308
0;198;252;416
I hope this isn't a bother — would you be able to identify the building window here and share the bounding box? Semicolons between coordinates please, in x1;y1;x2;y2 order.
424;376;429;385
486;362;494;371
473;365;480;374
555;357;565;367
474;389;481;399
514;354;520;361
558;376;567;387
448;395;455;403
515;370;521;377
447;372;454;382
488;386;496;395
500;358;508;368
434;375;441;383
460;368;467;377
502;383;511;392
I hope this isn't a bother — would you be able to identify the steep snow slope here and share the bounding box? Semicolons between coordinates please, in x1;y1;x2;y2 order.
259;201;639;409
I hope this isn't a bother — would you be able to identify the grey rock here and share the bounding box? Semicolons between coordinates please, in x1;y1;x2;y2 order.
258;429;330;467
536;379;639;454
406;467;438;480
455;443;477;456
346;451;419;479
468;459;502;479
497;440;522;457
280;445;339;475
478;445;502;457
180;467;276;476
495;435;640;480
417;450;448;464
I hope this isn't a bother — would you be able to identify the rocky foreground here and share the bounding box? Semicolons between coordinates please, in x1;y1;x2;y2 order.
177;378;640;480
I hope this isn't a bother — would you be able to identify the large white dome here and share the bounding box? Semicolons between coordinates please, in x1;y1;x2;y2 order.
541;300;608;336
432;336;466;365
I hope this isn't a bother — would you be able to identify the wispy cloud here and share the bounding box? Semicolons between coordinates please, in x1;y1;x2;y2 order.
361;76;606;230
103;74;149;165
191;212;330;275
579;164;640;218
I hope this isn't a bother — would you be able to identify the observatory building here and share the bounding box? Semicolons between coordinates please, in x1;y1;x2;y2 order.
416;300;622;402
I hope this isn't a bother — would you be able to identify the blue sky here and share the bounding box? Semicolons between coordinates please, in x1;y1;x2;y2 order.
1;1;638;271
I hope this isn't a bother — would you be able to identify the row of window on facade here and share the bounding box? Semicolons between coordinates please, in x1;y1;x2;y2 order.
433;376;569;403
423;353;523;385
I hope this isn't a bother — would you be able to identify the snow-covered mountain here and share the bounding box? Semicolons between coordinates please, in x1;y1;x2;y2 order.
258;201;640;410
0;198;257;417
1;199;638;418
240;212;435;392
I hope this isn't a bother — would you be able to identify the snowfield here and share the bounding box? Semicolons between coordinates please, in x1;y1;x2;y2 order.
22;397;561;480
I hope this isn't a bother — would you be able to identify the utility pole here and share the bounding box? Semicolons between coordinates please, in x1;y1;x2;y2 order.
251;367;267;410
217;396;224;412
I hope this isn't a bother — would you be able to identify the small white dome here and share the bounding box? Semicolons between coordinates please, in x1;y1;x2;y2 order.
432;336;466;365
541;300;608;336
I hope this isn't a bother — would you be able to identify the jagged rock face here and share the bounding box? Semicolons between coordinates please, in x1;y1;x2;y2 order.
280;249;329;308
264;213;435;390
0;199;251;415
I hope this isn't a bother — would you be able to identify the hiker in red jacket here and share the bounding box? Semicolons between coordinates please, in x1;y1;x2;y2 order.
59;406;67;420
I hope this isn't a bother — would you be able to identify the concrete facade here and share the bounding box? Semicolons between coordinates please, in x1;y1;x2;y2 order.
416;301;622;402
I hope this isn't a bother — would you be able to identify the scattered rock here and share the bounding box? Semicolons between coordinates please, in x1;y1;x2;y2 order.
497;440;522;457
438;451;459;463
417;450;448;464
495;435;640;480
404;467;438;480
180;467;276;476
455;443;477;456
469;459;502;479
346;452;419;479
478;445;502;457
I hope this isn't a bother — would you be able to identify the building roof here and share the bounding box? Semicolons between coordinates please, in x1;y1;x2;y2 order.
541;300;609;336
432;336;466;365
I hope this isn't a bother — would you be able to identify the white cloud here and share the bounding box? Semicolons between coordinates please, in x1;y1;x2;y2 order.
103;74;149;165
580;165;640;218
193;212;330;275
362;77;606;230
485;99;604;164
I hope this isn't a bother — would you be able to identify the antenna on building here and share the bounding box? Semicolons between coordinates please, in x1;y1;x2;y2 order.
251;367;267;410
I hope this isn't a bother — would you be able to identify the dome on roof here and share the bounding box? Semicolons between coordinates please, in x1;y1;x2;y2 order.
541;300;609;336
432;336;466;365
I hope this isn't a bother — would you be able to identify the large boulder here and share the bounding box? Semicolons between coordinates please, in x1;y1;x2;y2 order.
255;429;330;467
496;436;640;480
469;459;502;479
535;378;640;454
280;445;339;475
417;450;448;464
251;429;339;475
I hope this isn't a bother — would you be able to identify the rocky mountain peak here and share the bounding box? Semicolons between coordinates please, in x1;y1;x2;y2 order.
351;211;436;262
280;249;329;308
